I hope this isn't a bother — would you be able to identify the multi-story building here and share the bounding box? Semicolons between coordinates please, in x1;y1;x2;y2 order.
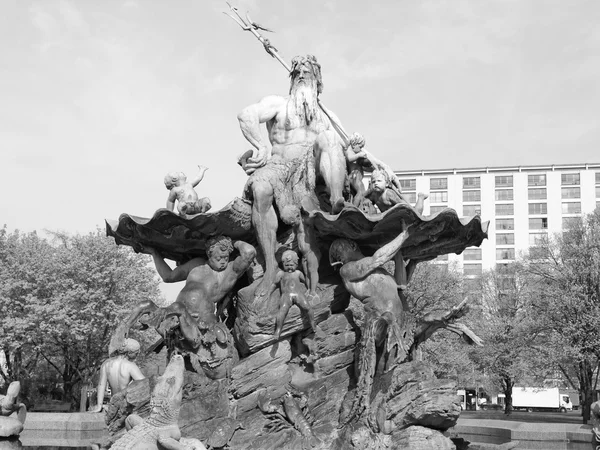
392;163;600;277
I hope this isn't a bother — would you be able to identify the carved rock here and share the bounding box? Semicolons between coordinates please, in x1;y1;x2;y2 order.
234;276;349;356
391;425;456;450
369;361;460;432
231;340;292;413
106;203;488;449
105;378;151;434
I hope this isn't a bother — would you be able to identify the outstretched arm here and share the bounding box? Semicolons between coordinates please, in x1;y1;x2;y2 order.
341;225;411;282
140;245;203;283
91;363;108;412
190;165;208;187
237;95;285;173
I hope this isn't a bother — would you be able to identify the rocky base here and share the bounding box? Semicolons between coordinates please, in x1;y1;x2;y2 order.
107;287;460;449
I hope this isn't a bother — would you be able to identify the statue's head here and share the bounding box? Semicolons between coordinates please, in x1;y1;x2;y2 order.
281;250;299;272
289;55;323;95
206;235;234;272
329;238;360;267
280;205;301;226
370;169;389;193
287;55;323;126
121;338;141;360
164;171;186;190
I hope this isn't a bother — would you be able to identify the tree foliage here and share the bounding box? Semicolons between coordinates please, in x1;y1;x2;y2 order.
470;262;543;414
526;209;600;423
0;226;162;405
406;261;478;382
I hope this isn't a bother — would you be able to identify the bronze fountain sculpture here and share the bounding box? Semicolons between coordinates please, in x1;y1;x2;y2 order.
103;7;488;449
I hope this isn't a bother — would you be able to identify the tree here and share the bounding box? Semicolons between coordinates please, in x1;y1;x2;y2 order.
470;262;542;415
526;209;600;423
0;227;162;405
0;227;52;389
405;261;479;381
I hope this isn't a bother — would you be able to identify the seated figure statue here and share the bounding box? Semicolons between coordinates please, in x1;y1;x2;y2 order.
164;165;211;218
91;338;145;413
237;55;400;299
366;169;428;214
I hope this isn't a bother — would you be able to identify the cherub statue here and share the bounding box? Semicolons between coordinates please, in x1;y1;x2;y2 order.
280;205;321;302
268;250;318;340
366;169;428;214
164;165;211;217
344;133;370;207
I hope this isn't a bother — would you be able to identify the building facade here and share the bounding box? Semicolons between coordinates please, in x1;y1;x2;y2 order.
392;163;600;277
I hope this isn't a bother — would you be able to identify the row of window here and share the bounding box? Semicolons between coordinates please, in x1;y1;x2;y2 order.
431;202;585;217
454;232;549;265
496;216;582;231
429;186;589;204
399;171;600;192
494;202;582;216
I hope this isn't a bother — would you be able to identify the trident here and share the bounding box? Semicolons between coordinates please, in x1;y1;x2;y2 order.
223;2;352;144
223;2;404;193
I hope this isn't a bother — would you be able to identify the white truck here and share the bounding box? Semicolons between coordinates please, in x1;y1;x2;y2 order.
512;387;572;413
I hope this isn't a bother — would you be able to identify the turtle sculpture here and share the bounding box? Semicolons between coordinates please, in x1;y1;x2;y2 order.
0;381;27;437
206;418;244;450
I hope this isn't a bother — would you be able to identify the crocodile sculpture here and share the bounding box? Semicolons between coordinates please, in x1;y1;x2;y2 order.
111;353;206;450
0;381;27;437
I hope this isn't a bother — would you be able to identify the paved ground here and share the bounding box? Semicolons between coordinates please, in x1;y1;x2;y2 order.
452;410;594;449
460;410;587;425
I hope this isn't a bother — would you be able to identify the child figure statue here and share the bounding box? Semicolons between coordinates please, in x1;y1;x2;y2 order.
345;133;370;208
367;168;428;214
164;165;211;217
268;250;318;340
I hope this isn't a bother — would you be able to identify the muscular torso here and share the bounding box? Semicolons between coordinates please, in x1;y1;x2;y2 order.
340;266;403;316
105;357;136;394
280;271;304;295
267;100;331;161
176;264;238;321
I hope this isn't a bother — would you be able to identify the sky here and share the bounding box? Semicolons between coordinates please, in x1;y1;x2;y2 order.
2;0;599;298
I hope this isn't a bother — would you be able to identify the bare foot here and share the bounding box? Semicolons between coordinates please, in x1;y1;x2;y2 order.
331;198;345;215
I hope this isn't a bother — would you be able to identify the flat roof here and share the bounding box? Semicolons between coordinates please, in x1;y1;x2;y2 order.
393;163;600;177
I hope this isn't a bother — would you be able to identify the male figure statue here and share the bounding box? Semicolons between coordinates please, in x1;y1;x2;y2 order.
238;55;347;297
140;236;256;349
329;225;415;422
91;338;145;413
